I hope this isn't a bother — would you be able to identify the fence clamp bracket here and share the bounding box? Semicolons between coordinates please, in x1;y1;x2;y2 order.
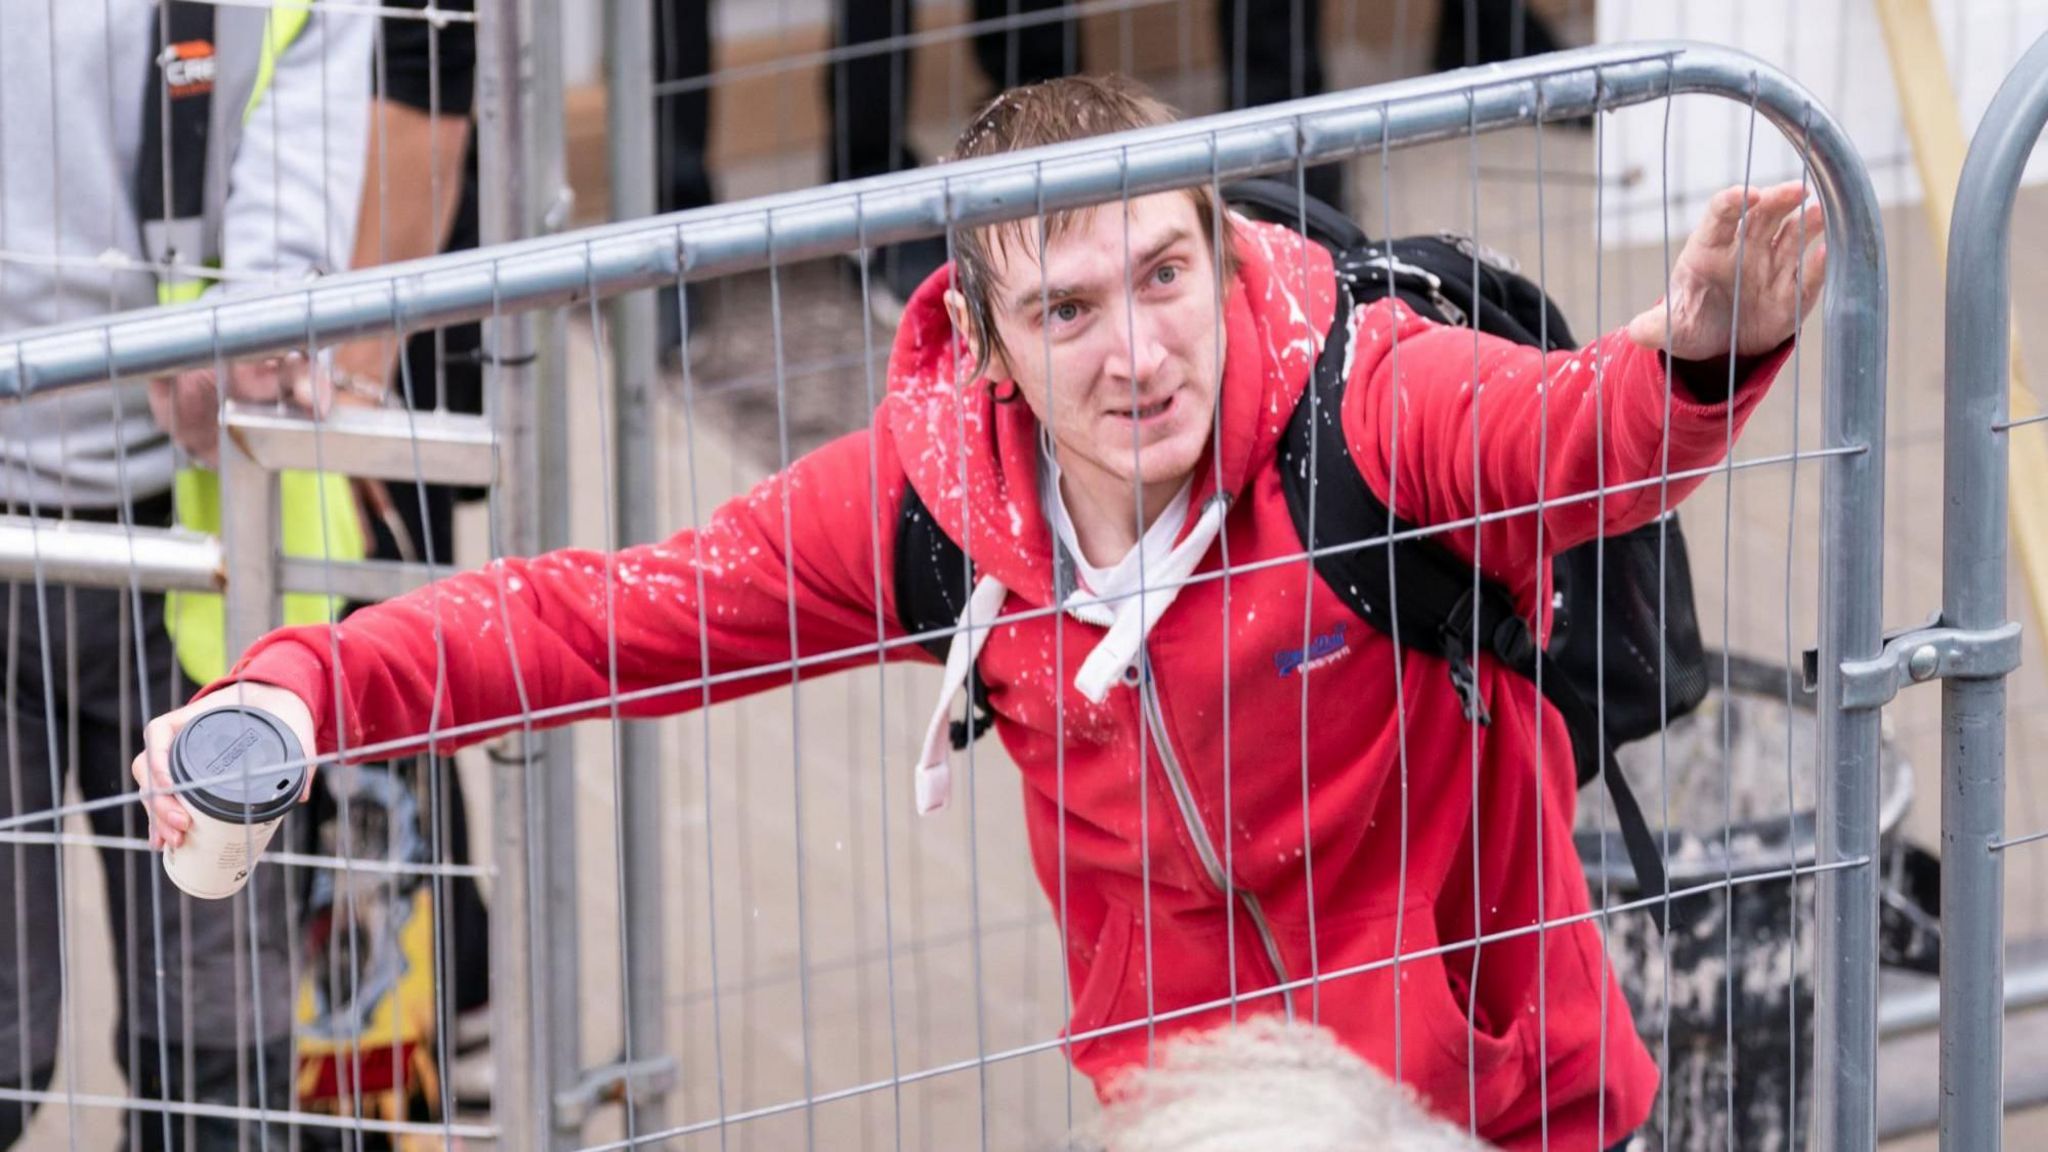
1812;617;2024;711
553;1055;679;1131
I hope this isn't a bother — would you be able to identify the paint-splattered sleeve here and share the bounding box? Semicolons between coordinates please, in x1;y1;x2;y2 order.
210;429;909;757
1340;299;1790;597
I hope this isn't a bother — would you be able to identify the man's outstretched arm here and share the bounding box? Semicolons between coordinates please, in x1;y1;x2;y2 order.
136;429;908;848
1343;181;1825;585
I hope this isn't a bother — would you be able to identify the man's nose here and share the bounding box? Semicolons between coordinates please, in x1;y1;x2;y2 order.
1108;306;1169;387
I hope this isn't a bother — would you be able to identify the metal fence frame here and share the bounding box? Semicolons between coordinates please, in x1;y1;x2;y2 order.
1939;29;2048;1152
0;37;1893;1151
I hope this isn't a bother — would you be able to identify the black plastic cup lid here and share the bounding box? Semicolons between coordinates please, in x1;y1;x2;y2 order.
167;705;307;825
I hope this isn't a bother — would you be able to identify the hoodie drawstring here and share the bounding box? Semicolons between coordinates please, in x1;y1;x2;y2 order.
915;574;1010;814
914;493;1230;814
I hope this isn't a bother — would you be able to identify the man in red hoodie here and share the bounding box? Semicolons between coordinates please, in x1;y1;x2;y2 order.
134;76;1823;1149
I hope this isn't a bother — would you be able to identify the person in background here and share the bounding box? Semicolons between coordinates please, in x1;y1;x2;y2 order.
0;3;371;1149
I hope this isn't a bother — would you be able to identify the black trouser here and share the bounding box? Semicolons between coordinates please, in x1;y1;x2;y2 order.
1432;0;1567;73
827;0;1340;205
655;0;715;347
1218;0;1342;211
831;0;913;182
827;0;1073;185
0;496;294;1151
656;0;715;214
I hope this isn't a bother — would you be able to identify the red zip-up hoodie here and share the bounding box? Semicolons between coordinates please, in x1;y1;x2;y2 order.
219;218;1785;1149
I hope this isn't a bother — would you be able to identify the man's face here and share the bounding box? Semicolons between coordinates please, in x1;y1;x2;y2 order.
969;192;1224;502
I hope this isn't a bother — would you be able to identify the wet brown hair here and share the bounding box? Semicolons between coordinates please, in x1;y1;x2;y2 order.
946;74;1237;377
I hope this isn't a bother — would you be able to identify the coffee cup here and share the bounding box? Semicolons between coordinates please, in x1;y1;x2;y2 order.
161;705;307;900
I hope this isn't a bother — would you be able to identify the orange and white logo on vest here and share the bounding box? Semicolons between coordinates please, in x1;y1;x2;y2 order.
160;40;216;98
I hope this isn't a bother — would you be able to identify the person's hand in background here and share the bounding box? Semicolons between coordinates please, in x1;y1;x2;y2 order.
147;353;333;467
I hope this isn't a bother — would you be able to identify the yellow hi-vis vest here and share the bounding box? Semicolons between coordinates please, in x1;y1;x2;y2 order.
158;2;365;686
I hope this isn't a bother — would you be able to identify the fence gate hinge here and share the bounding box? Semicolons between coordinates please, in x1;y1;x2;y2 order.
552;1055;679;1131
1806;617;2024;711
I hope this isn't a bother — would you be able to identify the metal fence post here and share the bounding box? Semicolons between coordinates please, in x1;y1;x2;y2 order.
603;0;672;1144
1637;52;1893;1152
1770;68;1894;1152
477;1;547;1147
219;425;280;663
523;2;585;1147
1940;31;2048;1152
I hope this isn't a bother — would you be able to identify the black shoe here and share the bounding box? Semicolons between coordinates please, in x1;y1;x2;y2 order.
1433;0;1568;71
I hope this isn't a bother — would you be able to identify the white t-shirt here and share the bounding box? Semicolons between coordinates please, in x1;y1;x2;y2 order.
1039;449;1194;606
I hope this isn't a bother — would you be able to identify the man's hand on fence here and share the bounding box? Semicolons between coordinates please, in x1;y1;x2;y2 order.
1626;181;1827;362
147;354;335;468
132;682;319;851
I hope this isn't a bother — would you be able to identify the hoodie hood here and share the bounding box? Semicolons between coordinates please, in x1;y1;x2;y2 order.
880;215;1341;608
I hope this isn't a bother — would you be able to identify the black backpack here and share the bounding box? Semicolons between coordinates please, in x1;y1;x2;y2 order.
893;180;1707;897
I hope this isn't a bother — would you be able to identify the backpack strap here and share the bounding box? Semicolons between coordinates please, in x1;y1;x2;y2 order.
1276;268;1671;899
894;485;998;750
1222;180;1579;350
1221;178;1370;251
139;2;219;297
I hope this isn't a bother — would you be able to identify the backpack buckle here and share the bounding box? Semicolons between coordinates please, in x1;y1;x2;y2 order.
1437;231;1523;276
1439;588;1496;726
1429;292;1468;328
1490;615;1539;671
1445;651;1491;727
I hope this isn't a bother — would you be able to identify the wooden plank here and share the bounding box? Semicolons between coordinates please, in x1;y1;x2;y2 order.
1875;0;2048;634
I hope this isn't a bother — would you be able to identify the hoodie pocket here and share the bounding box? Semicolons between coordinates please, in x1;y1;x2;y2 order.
1274;906;1531;1134
1410;938;1531;1129
1064;909;1135;1076
1064;907;1279;1092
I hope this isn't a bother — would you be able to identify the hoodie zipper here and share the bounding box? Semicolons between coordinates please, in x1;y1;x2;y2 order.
1138;649;1292;994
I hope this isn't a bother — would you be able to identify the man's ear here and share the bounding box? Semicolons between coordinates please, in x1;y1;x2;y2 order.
943;288;1008;381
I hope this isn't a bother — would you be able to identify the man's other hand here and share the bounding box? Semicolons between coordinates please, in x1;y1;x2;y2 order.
1626;181;1827;361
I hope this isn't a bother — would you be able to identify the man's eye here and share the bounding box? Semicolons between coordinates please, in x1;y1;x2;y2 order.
1052;301;1082;324
1155;264;1179;285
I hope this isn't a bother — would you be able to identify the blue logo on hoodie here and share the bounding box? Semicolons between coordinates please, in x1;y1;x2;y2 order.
1273;623;1351;677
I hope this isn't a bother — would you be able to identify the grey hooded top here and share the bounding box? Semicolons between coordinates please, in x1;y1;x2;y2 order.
0;0;372;510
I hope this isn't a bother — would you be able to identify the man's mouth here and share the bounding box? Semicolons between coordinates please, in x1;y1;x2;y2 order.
1111;390;1177;423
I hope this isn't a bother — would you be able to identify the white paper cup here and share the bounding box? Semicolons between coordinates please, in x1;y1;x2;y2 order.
161;705;307;900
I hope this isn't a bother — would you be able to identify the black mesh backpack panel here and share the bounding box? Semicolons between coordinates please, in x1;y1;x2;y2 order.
1548;514;1710;746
